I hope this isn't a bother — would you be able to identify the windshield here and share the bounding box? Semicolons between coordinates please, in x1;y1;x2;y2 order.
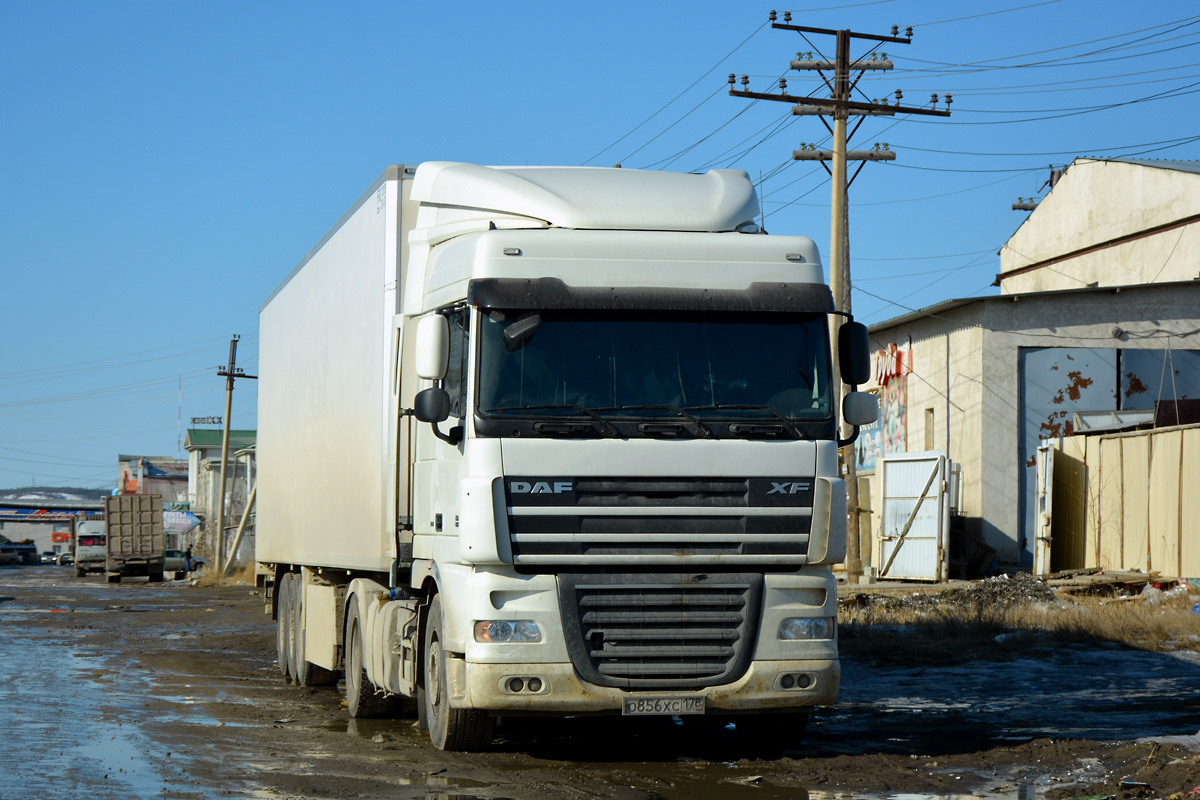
477;310;831;426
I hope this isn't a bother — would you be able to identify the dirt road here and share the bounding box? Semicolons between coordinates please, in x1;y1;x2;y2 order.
2;567;1198;800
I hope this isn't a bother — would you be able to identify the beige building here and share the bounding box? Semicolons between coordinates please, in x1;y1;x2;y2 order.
857;158;1200;574
184;428;256;553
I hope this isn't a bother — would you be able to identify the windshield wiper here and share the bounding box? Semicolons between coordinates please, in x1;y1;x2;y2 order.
681;404;801;439
485;404;620;437
592;405;713;438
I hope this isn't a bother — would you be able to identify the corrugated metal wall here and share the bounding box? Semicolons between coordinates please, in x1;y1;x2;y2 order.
1048;424;1200;578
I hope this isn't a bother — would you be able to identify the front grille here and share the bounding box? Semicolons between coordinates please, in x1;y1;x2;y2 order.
558;573;762;689
506;476;814;568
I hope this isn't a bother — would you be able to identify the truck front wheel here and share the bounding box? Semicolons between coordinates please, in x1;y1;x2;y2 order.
423;595;493;751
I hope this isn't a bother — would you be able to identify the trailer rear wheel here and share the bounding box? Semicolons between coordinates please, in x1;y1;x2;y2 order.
292;575;337;687
276;573;293;679
345;601;392;717
423;595;493;751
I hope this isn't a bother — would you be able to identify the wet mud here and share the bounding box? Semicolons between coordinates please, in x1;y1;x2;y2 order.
1;567;1198;800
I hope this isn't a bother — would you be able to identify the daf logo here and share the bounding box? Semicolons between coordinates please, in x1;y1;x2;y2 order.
767;481;811;495
511;481;573;494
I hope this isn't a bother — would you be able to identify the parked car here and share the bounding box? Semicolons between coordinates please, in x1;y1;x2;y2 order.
163;549;206;580
0;542;39;565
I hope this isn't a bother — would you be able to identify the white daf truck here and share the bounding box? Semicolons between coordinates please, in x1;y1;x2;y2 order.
257;162;876;751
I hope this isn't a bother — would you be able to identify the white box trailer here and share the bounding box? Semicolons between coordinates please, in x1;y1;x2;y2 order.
257;162;876;750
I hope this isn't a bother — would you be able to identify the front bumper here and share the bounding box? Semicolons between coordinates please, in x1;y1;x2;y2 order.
452;657;838;714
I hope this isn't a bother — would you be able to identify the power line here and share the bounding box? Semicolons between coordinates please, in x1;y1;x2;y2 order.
885;133;1200;158
583;20;769;166
911;0;1067;27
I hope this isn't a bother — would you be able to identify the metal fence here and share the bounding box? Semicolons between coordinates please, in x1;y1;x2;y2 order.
1043;423;1200;578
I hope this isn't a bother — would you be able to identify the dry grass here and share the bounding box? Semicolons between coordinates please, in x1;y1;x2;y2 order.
839;580;1200;665
193;562;257;587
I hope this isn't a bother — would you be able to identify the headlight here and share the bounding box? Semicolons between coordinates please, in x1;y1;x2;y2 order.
473;620;542;643
778;617;833;640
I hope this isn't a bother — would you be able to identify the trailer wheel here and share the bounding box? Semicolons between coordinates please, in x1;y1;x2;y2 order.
106;573;121;584
292;576;337;687
423;595;493;751
345;600;394;717
149;569;164;583
276;573;292;679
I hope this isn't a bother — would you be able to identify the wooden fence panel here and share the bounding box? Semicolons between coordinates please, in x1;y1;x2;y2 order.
1148;430;1182;576
1182;428;1200;578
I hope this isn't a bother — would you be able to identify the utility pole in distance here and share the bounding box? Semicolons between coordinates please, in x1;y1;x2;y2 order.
215;334;256;574
731;11;951;582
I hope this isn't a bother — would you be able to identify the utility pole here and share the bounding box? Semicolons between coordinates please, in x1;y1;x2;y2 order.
731;11;951;582
215;335;256;574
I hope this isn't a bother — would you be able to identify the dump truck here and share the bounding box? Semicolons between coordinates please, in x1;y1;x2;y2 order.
257;162;877;751
104;494;165;583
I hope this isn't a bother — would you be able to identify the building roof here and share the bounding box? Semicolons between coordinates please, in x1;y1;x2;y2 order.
1087;157;1200;176
868;278;1200;333
184;429;257;450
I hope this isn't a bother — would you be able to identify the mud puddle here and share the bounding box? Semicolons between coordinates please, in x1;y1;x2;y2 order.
3;567;1200;800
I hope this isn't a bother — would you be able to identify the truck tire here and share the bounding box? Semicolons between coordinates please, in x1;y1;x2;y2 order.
149;569;164;583
291;576;337;687
423;595;493;751
276;573;293;679
74;568;85;578
345;601;393;718
106;573;121;584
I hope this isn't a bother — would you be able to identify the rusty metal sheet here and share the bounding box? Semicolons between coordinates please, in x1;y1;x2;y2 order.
1019;348;1117;561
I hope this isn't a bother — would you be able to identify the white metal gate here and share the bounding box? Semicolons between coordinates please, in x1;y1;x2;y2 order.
877;452;949;582
1033;443;1055;577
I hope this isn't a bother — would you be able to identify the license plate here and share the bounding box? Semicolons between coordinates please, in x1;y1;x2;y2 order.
621;695;705;716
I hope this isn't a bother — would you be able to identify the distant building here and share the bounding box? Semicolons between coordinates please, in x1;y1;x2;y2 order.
856;158;1200;574
117;455;189;503
184;428;256;554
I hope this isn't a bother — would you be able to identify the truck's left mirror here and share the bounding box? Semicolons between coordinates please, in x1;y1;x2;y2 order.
415;315;450;380
414;387;451;423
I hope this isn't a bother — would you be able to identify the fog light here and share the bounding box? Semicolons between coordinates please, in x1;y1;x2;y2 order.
781;674;795;689
778;617;833;640
474;620;542;643
508;677;525;693
527;677;543;692
796;673;812;689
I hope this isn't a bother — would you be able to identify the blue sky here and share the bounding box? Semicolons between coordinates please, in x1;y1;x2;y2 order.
2;0;1197;488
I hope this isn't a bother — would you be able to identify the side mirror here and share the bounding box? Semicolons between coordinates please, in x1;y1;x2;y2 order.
843;391;879;427
838;321;871;386
415;315;449;380
414;387;450;423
